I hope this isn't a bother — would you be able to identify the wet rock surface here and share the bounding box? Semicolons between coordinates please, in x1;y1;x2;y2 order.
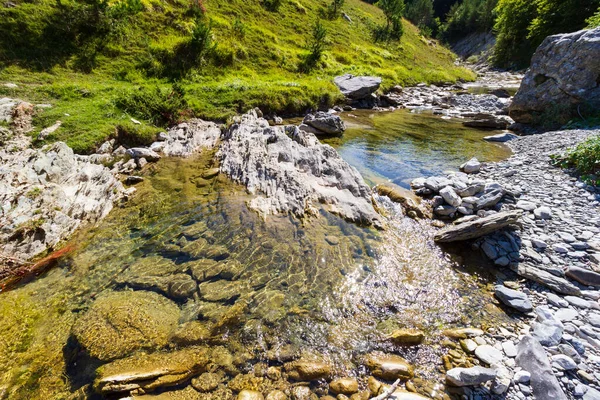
218;110;382;227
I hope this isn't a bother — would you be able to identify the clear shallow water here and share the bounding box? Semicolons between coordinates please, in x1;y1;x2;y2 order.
0;112;514;399
323;109;512;187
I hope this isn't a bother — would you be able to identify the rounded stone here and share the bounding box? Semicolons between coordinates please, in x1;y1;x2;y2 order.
238;390;265;400
329;378;359;395
72;290;180;360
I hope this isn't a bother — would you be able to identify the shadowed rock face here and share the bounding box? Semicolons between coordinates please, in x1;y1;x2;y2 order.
510;28;600;124
218;111;382;227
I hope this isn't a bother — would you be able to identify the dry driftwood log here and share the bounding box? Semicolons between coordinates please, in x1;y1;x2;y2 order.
434;210;522;243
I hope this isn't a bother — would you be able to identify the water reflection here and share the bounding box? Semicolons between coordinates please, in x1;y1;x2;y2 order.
324;109;512;187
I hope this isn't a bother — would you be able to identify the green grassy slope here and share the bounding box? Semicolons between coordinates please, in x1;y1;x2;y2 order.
0;0;475;153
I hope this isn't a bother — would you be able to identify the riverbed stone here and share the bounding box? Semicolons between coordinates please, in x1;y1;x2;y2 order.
329;378;359;395
446;366;496;386
94;346;210;394
73;290;180;360
475;344;504;366
364;353;414;380
389;329;425;346
285;359;332;381
494;285;533;313
302;112;346;135
460;158;481;174
534;206;552;220
566;266;600;287
334;74;382;100
440;186;462;207
552;354;578;370
516;335;568;400
238;390;265;400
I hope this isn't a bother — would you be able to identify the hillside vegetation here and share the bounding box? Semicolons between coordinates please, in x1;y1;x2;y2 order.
0;0;473;153
397;0;600;68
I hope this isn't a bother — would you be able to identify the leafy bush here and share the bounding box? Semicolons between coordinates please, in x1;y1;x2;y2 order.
552;136;600;185
115;84;189;127
587;7;600;27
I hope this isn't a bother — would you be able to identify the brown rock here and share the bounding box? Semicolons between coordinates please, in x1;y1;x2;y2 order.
285;359;332;381
364;353;414;380
329;378;359;395
389;329;425;346
238;390;265;400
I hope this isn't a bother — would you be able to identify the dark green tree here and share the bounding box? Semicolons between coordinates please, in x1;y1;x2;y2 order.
376;0;405;39
301;19;327;71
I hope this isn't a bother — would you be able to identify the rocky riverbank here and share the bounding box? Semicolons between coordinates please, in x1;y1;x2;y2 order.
406;128;600;399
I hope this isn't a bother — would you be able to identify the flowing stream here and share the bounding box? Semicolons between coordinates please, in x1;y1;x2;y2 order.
0;109;516;399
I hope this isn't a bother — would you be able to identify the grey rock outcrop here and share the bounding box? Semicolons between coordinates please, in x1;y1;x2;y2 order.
0;141;124;261
158;120;222;157
334;74;382;100
510;28;600;124
218;111;382;227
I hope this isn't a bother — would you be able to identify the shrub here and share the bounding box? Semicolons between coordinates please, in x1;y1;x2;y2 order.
327;0;345;19
232;17;246;38
375;0;405;40
587;7;600;27
300;19;328;72
262;0;282;12
190;17;215;63
115;84;189;127
552;136;600;185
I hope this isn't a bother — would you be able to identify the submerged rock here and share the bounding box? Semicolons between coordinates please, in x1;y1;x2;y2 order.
94;346;210;394
218;111;382;227
284;359;332;381
73;290;180;360
388;329;425;346
364;352;414;380
329;378;359;395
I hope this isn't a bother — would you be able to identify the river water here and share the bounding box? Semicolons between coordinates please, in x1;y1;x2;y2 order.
0;109;515;399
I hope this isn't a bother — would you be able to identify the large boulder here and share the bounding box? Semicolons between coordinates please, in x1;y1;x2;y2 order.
510;28;600;124
334;74;382;100
301;112;346;135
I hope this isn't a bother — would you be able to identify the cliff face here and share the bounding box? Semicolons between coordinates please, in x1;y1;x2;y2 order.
510;28;600;125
